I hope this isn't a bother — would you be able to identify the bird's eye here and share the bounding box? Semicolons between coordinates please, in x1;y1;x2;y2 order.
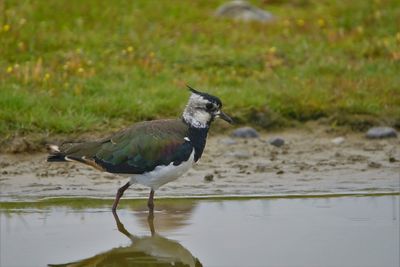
206;103;216;111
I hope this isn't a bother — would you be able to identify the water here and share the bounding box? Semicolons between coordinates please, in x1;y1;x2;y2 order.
1;195;399;267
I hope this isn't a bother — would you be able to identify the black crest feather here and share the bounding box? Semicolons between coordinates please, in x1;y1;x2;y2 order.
186;85;222;107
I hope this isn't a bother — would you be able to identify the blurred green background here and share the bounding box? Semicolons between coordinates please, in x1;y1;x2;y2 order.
1;0;399;139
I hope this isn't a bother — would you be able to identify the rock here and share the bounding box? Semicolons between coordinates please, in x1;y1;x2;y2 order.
366;127;397;139
204;174;214;182
331;137;345;145
255;163;269;173
231;127;259;138
219;138;237;145
215;0;274;23
269;137;285;147
230;150;251;159
368;161;382;168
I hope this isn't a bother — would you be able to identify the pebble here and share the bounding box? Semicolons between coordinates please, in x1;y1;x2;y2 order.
368;161;382;168
255;163;268;173
204;174;214;182
231;127;259;138
366;127;397;139
331;137;345;145
219;138;237;145
269;137;285;147
215;0;274;23
229;150;251;159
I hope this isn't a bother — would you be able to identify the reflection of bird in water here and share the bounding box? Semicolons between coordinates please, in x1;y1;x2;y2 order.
48;211;202;267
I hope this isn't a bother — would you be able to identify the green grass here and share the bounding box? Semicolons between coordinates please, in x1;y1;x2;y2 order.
1;0;399;138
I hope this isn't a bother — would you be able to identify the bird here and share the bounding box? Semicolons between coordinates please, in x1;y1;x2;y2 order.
47;86;233;212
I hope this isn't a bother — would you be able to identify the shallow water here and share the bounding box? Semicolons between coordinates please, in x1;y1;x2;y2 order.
1;195;399;267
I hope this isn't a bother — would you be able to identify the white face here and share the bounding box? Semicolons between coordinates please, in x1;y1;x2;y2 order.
182;94;220;128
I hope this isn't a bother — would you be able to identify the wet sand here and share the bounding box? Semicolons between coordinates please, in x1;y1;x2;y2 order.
0;127;399;201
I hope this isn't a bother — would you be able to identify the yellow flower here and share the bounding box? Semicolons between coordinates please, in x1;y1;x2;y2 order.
317;18;325;28
396;32;400;42
356;26;364;34
374;10;381;20
383;38;390;47
127;46;134;53
19;18;27;25
269;46;277;54
43;73;51;81
6;66;13;73
77;67;84;73
3;24;10;32
297;19;305;27
18;42;25;50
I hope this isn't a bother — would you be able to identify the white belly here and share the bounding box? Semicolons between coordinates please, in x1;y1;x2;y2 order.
130;151;195;190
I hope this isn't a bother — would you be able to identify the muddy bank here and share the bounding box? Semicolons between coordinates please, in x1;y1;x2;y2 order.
0;127;399;201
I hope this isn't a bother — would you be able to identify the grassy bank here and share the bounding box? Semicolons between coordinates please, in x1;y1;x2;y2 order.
1;0;399;140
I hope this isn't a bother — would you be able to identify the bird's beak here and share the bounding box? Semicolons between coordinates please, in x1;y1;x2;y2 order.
217;111;233;124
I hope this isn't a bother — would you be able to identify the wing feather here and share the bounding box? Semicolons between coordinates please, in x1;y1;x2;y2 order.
58;119;192;174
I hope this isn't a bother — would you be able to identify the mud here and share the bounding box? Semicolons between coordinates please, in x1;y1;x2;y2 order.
0;127;399;201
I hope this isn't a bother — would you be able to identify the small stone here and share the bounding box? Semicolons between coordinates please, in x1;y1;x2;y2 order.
334;152;342;157
231;127;259;138
366;127;397;139
204;174;214;182
269;137;285;147
219;138;237;145
215;0;275;23
255;163;268;172
331;137;345;145
368;161;382;168
230;150;251;159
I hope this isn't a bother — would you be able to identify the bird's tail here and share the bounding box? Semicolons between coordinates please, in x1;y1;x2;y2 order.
47;145;67;162
47;153;67;162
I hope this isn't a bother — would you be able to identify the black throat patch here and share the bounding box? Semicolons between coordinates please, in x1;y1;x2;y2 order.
188;126;209;162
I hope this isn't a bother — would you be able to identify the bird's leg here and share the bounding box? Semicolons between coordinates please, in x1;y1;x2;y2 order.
112;210;132;238
112;182;131;211
147;189;155;214
147;211;155;236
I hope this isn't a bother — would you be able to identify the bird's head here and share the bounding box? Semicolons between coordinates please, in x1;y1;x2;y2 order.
183;85;233;128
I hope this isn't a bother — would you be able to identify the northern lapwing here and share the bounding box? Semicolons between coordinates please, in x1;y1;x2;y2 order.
47;86;233;212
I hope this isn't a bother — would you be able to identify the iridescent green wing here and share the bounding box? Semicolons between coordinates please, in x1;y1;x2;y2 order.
92;119;192;174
